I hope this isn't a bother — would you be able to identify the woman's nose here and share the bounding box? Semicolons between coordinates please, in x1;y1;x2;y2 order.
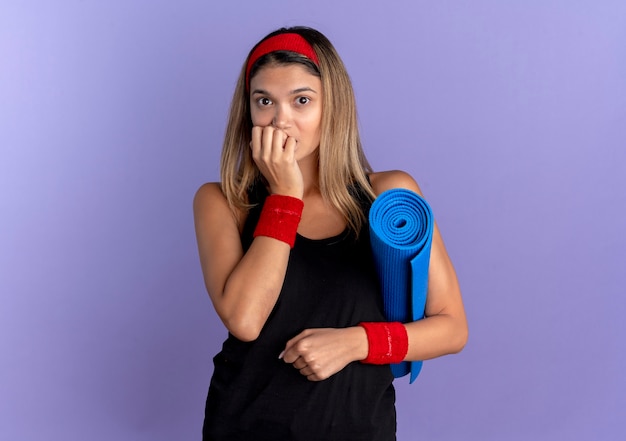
272;106;291;129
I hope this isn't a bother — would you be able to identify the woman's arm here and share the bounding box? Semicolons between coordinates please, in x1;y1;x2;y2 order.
193;183;293;342
369;170;468;360
194;126;303;342
281;170;467;379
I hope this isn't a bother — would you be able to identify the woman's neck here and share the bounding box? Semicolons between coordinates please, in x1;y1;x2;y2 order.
299;154;321;198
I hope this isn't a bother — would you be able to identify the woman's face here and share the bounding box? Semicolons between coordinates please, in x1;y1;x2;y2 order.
249;63;323;162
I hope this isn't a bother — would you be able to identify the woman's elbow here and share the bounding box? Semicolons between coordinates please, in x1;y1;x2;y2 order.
450;320;469;354
213;289;266;342
223;314;263;342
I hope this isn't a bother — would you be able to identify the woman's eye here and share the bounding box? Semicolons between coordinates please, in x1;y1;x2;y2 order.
296;97;310;105
258;97;272;106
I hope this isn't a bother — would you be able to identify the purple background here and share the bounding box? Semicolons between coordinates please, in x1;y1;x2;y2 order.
1;1;625;440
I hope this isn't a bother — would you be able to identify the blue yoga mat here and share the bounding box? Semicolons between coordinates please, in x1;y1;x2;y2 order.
369;188;434;383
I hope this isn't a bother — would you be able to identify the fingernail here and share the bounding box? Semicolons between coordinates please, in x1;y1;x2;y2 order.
278;350;285;359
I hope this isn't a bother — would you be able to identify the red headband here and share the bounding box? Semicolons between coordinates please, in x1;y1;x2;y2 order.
246;33;319;90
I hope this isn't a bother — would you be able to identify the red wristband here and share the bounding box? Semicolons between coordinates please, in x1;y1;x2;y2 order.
253;194;304;248
359;322;409;364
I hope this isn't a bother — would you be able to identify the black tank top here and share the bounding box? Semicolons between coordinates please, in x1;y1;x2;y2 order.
203;184;396;441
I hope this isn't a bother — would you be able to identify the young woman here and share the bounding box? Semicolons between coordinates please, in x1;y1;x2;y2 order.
193;26;468;441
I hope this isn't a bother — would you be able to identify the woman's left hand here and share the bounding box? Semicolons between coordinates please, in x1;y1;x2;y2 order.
280;327;368;381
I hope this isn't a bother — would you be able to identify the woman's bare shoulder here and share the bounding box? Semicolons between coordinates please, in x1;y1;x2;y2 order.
368;170;423;196
193;182;246;229
194;182;226;210
194;181;223;200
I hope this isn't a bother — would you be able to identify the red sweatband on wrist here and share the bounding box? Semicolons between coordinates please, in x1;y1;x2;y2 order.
253;194;304;248
359;322;409;365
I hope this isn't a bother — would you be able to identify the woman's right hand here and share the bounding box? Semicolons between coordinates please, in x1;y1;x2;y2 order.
251;126;304;199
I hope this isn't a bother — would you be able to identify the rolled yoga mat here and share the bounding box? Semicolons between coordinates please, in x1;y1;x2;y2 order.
369;188;434;383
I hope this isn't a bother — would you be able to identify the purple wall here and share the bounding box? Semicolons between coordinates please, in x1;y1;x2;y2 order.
1;1;624;440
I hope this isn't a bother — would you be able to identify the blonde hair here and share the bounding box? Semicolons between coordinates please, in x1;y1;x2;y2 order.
220;27;375;235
